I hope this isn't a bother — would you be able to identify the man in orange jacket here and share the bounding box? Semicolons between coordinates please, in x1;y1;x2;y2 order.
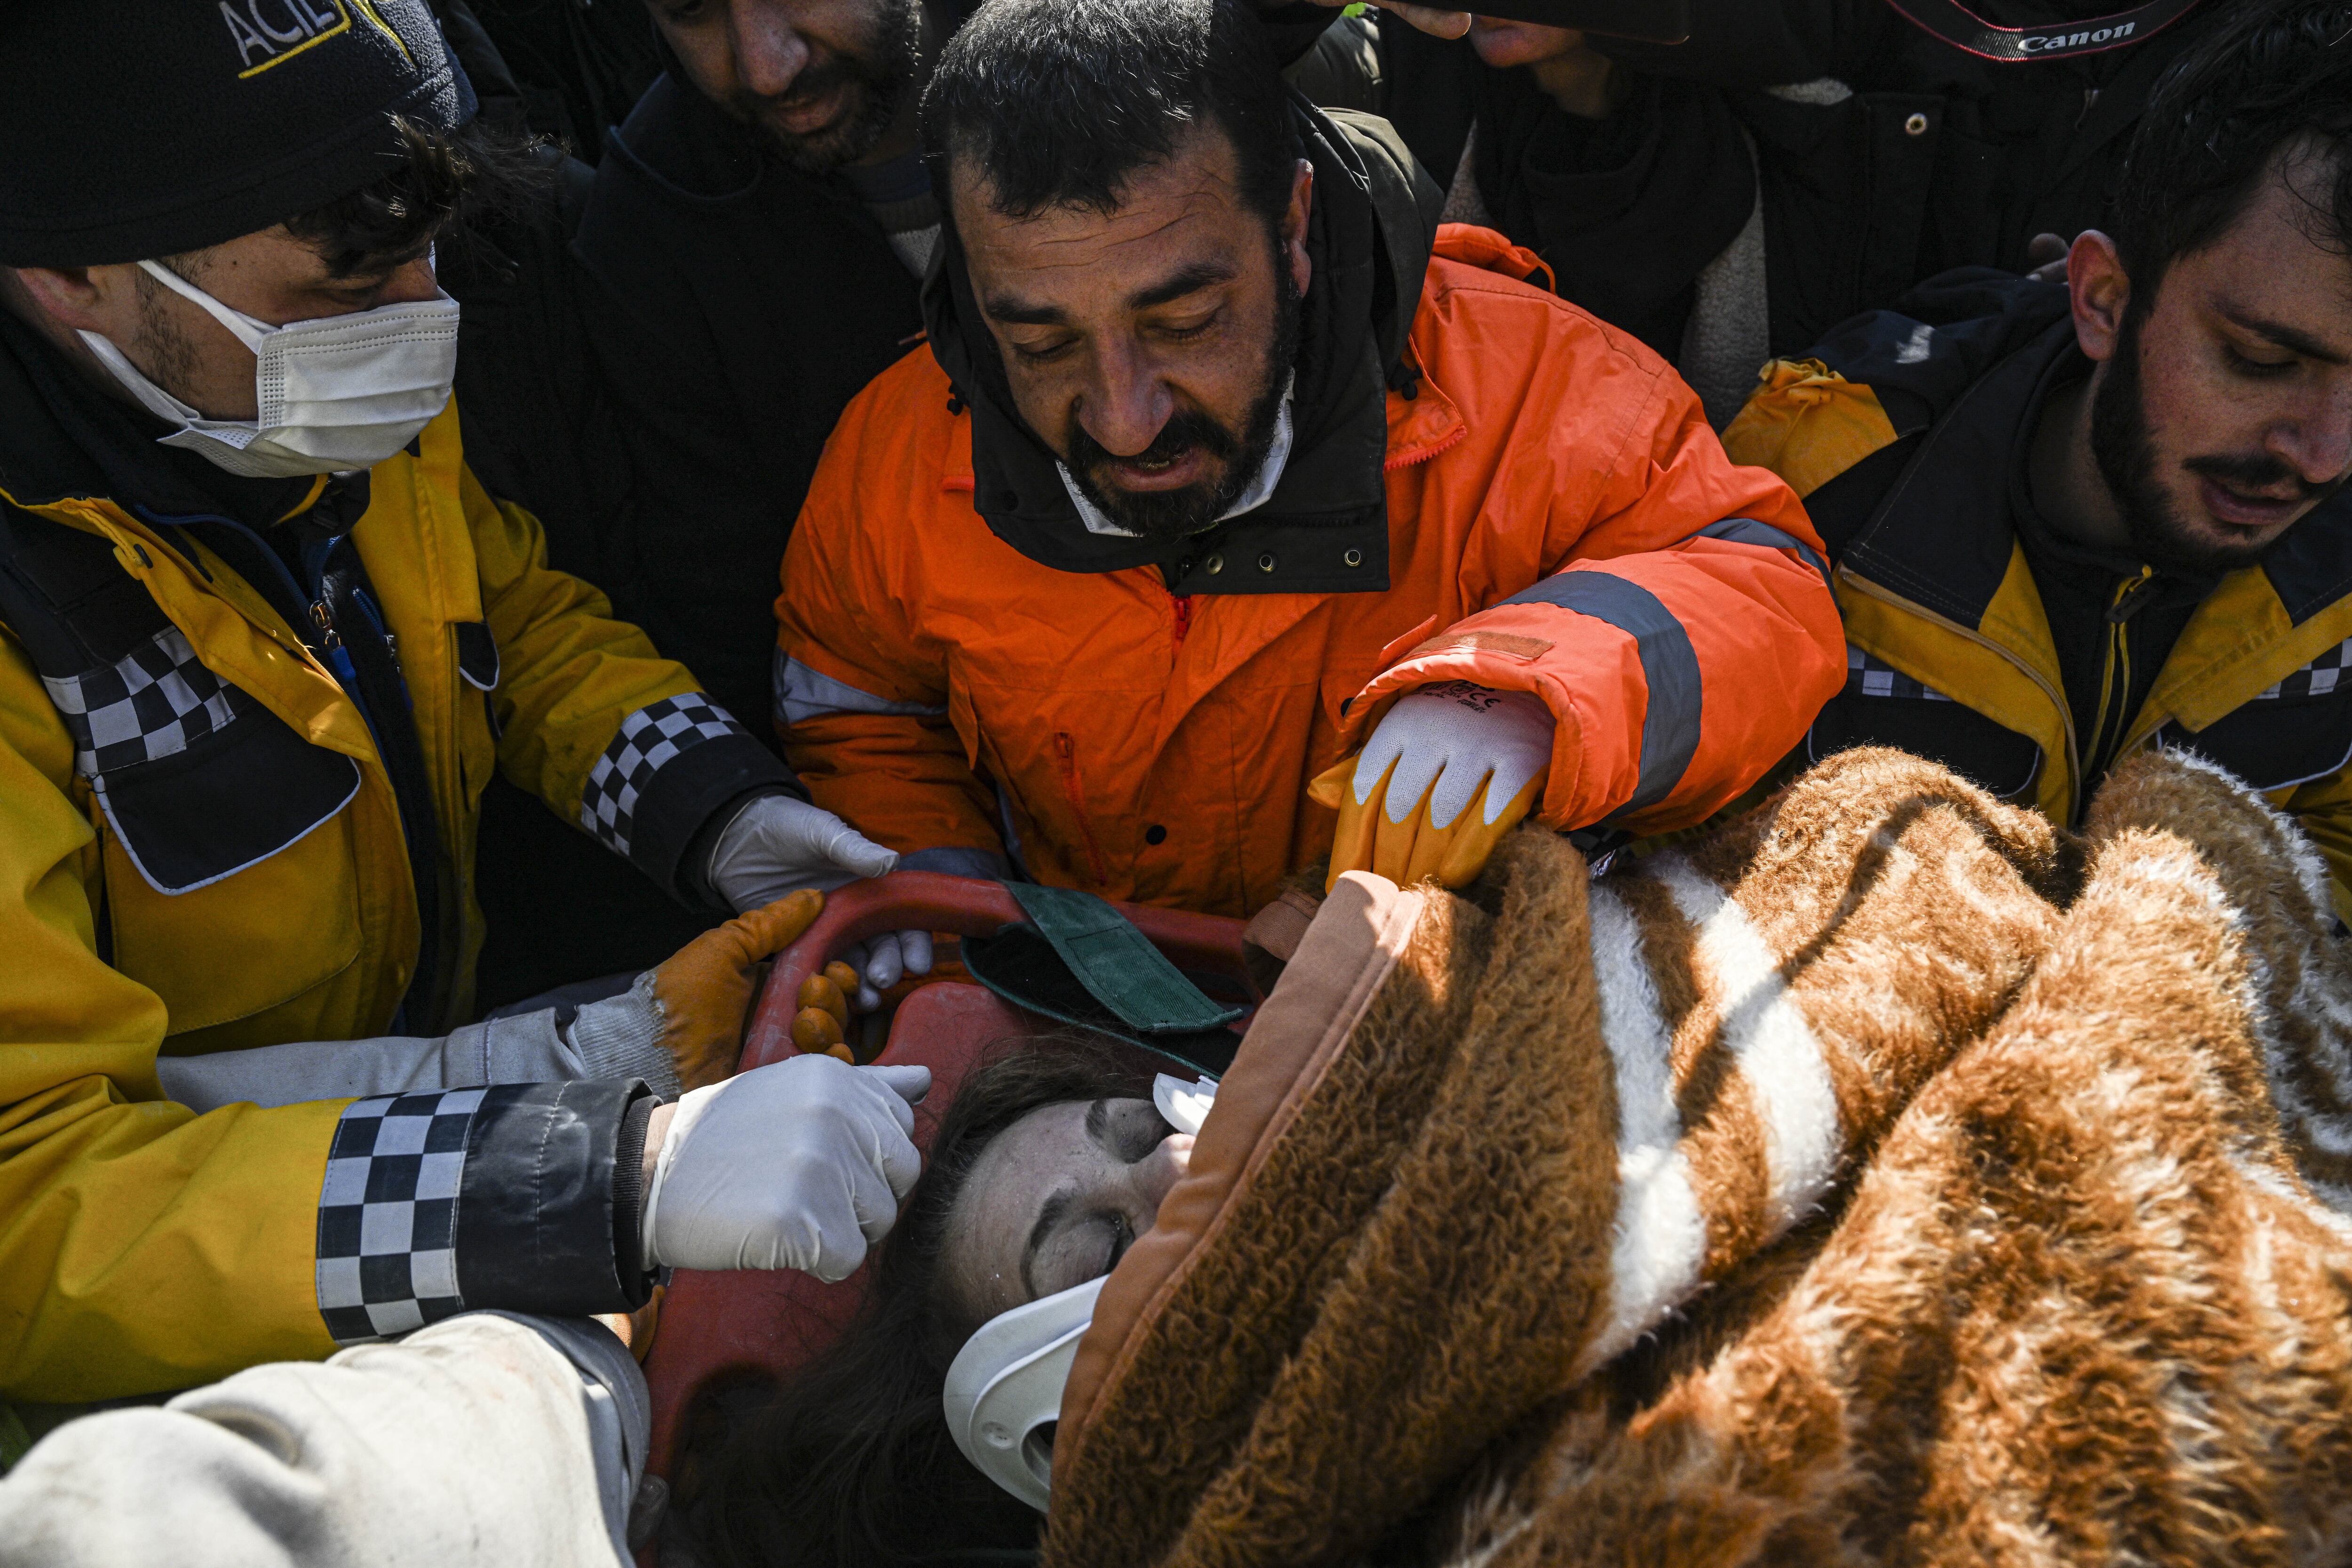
774;0;1844;920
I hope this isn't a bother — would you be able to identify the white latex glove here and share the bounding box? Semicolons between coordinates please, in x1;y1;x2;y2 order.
840;931;936;1012
642;1055;931;1279
708;796;931;1009
707;794;898;909
1351;681;1554;828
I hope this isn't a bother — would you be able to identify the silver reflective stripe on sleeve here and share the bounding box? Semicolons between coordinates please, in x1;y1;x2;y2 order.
774;652;949;729
1499;571;1702;823
1686;517;1833;592
899;846;1014;880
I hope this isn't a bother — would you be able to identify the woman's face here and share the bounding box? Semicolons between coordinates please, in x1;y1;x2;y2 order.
943;1097;1193;1325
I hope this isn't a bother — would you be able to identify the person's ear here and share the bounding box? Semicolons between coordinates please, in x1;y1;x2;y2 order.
8;264;116;334
2068;230;2132;364
1283;159;1314;299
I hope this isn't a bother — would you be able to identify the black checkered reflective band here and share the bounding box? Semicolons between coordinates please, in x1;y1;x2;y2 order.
39;623;243;777
580;692;750;858
2255;638;2352;702
1845;645;1954;703
314;1086;518;1344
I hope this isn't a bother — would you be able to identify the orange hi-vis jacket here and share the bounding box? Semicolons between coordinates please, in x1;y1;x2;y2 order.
775;226;1844;918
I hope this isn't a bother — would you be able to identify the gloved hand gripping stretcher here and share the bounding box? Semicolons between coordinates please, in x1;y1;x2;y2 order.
638;874;1255;1485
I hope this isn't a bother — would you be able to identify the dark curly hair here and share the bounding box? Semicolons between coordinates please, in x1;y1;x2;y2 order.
671;1035;1168;1568
168;111;548;280
918;0;1303;229
2112;0;2352;305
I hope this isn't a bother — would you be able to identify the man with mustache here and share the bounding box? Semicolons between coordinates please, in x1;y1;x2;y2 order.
1724;0;2352;913
570;0;1387;995
772;0;1845;915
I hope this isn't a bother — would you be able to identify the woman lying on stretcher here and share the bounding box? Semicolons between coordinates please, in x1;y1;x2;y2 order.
678;748;2352;1568
671;1037;1195;1568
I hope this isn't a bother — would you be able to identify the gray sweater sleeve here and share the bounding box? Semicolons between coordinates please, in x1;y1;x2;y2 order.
154;971;680;1110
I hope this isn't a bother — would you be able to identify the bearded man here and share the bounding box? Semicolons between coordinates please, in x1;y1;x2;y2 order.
570;0;1370;750
772;0;1844;917
1724;0;2352;916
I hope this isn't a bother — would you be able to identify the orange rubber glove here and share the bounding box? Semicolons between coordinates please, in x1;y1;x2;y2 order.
650;889;825;1090
1309;683;1550;892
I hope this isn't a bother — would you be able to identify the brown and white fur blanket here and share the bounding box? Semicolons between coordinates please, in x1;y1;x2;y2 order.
1044;749;2352;1568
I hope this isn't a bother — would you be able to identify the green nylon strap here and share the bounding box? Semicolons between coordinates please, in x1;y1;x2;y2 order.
1002;883;1244;1034
958;923;1241;1078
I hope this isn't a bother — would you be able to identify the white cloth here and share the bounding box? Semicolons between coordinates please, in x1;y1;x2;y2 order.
1675;131;1771;431
888;224;942;276
0;1313;646;1568
152;973;681;1109
1352;682;1555;828
643;1055;930;1280
1440;126;1491;229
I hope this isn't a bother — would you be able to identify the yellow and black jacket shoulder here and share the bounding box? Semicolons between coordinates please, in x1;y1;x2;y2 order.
0;340;791;1399
1726;268;2352;923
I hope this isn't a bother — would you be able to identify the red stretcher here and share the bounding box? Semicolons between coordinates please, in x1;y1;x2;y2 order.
640;871;1250;1486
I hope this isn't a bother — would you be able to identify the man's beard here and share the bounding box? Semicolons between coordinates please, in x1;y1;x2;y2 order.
2090;302;2344;575
730;0;920;175
1063;254;1304;542
130;263;203;405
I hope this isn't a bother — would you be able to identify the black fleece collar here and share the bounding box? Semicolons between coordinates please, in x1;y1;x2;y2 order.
1844;310;2352;632
922;98;1441;595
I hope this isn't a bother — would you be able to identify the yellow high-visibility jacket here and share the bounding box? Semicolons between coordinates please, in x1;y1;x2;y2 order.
1724;271;2352;920
0;392;787;1401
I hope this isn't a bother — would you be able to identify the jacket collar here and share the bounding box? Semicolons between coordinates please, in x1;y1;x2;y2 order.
1847;307;2352;637
1842;317;2067;631
922;97;1441;596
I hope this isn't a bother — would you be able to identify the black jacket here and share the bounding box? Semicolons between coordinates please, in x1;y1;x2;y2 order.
568;67;923;748
431;9;739;1009
1382;0;2227;360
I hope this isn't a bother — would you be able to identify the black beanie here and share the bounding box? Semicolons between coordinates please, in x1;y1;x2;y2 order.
0;1;476;267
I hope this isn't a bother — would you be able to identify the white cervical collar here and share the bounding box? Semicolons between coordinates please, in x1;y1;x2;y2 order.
943;1074;1220;1508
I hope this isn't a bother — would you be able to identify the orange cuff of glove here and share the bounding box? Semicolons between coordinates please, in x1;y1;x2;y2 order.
650;888;826;1090
1309;755;1542;893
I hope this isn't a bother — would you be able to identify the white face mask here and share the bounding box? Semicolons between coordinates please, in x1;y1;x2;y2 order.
78;258;461;479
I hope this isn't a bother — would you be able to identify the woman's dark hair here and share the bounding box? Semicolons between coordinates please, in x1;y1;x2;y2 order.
672;1036;1165;1568
2112;0;2352;305
917;0;1304;229
271;111;550;279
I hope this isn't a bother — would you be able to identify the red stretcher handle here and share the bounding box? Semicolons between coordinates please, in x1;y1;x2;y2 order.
742;871;1251;1070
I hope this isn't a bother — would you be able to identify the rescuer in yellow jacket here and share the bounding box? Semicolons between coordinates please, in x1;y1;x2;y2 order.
0;3;936;1403
1721;5;2352;919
